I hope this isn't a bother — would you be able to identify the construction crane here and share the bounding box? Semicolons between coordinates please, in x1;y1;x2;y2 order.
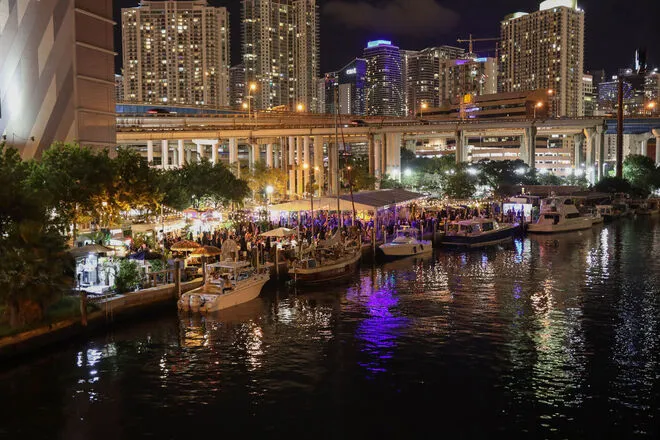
456;34;500;56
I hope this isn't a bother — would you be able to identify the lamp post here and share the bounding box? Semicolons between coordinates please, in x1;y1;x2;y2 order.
247;82;257;119
265;185;274;205
647;101;656;116
296;103;305;113
420;102;428;118
533;101;543;119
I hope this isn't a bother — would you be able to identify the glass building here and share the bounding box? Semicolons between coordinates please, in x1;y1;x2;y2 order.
364;40;404;117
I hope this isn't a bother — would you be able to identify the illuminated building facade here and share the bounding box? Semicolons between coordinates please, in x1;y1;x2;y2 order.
242;0;320;112
336;58;366;116
499;0;585;117
0;0;116;158
122;0;230;107
441;57;498;106
229;64;246;109
364;40;404;117
406;46;465;115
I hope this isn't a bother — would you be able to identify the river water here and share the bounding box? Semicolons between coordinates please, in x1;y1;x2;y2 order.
1;218;659;439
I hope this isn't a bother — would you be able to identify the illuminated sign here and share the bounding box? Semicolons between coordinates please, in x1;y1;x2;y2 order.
345;68;357;75
367;40;392;48
474;57;488;63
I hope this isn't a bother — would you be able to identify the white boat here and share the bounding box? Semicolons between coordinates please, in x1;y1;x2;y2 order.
379;226;432;257
442;218;518;247
290;237;361;285
527;197;593;233
178;261;270;313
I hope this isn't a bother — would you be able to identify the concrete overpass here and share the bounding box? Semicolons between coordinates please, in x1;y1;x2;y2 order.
116;114;660;195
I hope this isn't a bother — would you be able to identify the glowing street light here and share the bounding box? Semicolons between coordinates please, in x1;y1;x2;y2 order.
533;101;543;119
296;103;305;112
420;102;428;118
404;168;413;177
467;167;479;176
265;185;274;204
246;82;257;118
515;167;527;175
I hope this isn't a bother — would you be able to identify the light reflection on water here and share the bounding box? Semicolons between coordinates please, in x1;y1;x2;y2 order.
0;219;659;439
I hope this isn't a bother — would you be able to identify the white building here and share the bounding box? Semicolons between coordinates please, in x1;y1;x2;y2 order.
242;0;320;112
499;0;585;117
122;0;230;108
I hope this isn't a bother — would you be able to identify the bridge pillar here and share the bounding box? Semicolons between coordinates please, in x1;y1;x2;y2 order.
228;138;239;177
313;136;324;194
455;130;466;164
573;134;584;169
296;137;304;195
177;140;185;167
288;136;296;196
196;142;204;163
211;141;219;165
328;140;338;197
640;138;648;157
374;137;383;186
266;144;273;167
654;129;660;165
595;126;605;181
385;133;402;180
249;143;259;170
161;140;169;169
367;134;375;175
147;140;154;165
521;126;537;167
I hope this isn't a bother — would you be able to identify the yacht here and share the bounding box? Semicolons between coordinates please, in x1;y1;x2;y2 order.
442;218;518;247
290;234;361;285
528;197;594;233
178;261;269;313
636;200;660;215
379;226;432;258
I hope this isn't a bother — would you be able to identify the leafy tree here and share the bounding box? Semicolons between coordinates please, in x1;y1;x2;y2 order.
593;177;633;194
110;147;162;219
114;259;142;293
247;162;288;202
29;142;114;239
537;173;564;186
623;154;659;194
440;165;478;199
346;157;376;191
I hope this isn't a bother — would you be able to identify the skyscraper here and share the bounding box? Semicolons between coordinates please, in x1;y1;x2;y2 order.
229;64;246;109
0;0;116;158
336;58;367;116
242;0;319;112
499;0;585;117
405;46;465;115
364;40;404;117
122;0;230;107
441;56;498;105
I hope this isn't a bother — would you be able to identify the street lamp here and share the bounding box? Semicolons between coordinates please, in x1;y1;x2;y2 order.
265;185;274;204
296;103;305;112
247;82;257;119
420;102;428;118
647;101;656;115
533;101;543;119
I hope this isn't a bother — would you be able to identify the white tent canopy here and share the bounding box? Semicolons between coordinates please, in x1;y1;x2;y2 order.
269;189;425;213
269;197;373;213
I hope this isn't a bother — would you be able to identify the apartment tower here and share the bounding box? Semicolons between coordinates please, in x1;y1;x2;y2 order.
122;0;230;107
499;0;585;117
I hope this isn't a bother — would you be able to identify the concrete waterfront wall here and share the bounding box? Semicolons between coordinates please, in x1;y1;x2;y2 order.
0;279;203;361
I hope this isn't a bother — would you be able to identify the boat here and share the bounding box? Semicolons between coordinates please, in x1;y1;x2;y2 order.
290;235;361;285
612;194;634;217
636;200;660;216
527;197;594;233
442;218;518;247
379;226;433;258
596;204;620;222
580;206;604;225
178;260;269;313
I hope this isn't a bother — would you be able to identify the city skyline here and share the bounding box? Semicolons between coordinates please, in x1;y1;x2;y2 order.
114;0;660;76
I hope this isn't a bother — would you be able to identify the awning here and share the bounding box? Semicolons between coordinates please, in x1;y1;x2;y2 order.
269;189;426;213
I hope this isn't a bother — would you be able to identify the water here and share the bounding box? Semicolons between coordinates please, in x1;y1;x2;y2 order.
2;218;660;439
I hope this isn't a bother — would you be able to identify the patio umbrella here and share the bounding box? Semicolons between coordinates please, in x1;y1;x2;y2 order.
191;245;222;257
260;227;297;238
170;240;201;252
67;243;114;258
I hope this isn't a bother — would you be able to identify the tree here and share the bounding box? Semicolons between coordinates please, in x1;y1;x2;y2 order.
623;154;659;194
110;147;162;220
347;157;376;191
247;162;288;202
593;177;633;194
476;159;534;196
29;142;114;239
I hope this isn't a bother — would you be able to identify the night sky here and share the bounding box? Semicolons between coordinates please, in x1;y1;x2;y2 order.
114;0;660;76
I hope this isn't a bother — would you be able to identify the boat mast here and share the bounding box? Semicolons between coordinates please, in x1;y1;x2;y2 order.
334;84;340;219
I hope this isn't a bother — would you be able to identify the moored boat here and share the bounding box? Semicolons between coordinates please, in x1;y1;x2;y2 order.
636;200;660;216
442;218;517;247
290;236;361;285
528;197;593;233
380;226;432;258
178;261;269;313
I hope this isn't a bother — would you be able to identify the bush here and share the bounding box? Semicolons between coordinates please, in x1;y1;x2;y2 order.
114;259;142;293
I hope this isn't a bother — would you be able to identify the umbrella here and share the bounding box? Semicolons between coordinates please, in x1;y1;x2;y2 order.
191;245;222;257
260;227;297;238
170;240;201;252
67;243;114;258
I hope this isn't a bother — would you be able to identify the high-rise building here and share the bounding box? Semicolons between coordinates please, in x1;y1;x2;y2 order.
122;0;230;108
364;40;405;117
115;74;125;104
499;0;585;117
406;46;465;114
582;73;595;116
441;56;498;106
336;59;367;116
242;0;320;112
229;64;246;109
0;0;116;158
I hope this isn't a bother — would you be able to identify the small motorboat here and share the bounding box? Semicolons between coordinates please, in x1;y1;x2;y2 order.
442;218;518;247
380;226;432;258
178;260;269;313
528;197;594;233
